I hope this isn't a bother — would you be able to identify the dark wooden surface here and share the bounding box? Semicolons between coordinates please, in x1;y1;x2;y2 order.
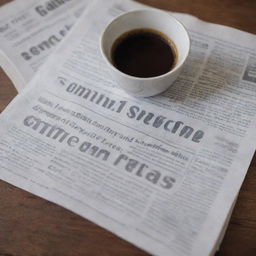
0;0;256;255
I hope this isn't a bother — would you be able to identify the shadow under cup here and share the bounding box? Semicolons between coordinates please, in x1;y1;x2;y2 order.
101;9;190;97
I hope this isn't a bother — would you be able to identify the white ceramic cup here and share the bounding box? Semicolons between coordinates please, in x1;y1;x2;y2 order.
100;9;190;97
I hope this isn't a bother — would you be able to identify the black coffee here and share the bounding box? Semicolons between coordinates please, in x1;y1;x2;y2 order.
111;28;177;78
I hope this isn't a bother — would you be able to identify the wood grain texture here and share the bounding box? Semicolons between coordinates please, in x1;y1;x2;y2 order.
0;0;256;255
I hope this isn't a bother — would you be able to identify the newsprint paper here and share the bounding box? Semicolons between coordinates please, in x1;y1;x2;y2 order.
0;0;91;92
1;0;256;256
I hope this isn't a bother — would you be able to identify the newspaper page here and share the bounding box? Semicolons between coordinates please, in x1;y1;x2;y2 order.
1;0;256;256
0;0;91;92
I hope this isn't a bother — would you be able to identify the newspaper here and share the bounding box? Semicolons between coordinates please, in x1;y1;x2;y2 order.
0;0;91;92
1;0;256;255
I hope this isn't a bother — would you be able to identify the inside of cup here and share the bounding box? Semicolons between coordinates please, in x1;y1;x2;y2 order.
101;9;190;72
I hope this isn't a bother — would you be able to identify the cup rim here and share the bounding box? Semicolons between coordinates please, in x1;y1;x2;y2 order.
100;9;191;81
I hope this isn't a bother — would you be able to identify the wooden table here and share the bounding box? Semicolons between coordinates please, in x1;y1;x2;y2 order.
0;0;256;255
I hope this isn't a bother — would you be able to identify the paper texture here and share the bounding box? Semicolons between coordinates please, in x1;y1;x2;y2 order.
0;0;91;91
1;0;256;256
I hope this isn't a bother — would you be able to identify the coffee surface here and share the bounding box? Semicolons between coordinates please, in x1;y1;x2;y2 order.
111;28;177;78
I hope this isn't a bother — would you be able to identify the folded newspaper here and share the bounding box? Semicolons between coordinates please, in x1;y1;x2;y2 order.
0;0;91;91
1;0;256;255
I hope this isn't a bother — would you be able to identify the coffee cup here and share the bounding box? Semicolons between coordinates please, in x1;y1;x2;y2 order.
100;9;190;97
